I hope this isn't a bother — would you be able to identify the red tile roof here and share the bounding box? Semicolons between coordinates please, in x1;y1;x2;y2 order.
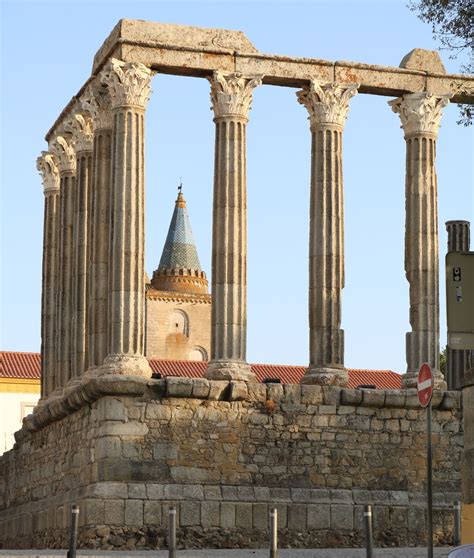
1;351;402;389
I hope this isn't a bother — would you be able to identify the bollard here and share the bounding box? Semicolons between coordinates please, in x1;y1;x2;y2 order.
364;504;373;558
67;504;79;558
270;507;278;558
168;506;177;558
454;501;461;546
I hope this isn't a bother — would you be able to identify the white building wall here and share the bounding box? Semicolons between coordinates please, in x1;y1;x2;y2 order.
0;392;40;454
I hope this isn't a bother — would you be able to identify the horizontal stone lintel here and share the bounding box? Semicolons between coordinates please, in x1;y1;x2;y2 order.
45;19;473;141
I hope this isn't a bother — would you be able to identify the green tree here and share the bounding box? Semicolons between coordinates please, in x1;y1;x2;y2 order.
409;0;474;125
439;345;447;375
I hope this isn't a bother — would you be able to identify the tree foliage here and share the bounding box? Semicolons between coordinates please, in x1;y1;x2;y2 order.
409;0;474;125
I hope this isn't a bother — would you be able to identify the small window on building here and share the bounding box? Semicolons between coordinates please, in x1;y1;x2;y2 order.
189;347;208;361
169;309;189;336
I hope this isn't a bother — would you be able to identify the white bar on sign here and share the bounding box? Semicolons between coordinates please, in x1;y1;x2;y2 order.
418;379;432;391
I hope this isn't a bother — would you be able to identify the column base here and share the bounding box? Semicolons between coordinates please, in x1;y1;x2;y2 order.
401;369;447;390
205;360;256;382
92;354;153;378
301;366;349;387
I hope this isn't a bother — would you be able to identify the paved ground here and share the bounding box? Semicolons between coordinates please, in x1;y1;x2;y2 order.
0;548;457;557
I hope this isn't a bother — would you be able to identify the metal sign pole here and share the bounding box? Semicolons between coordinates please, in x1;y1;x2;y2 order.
427;401;433;558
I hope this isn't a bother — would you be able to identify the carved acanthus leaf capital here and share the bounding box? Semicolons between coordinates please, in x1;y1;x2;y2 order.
100;58;152;110
63;113;93;152
36;152;59;195
389;92;452;137
50;135;76;174
80;83;113;130
208;71;263;120
297;81;359;128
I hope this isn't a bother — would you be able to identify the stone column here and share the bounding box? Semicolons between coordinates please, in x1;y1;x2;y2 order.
36;152;60;398
390;92;451;389
81;85;113;369
297;81;358;386
205;71;262;382
64;114;93;380
98;59;152;377
446;220;471;390
50;135;76;389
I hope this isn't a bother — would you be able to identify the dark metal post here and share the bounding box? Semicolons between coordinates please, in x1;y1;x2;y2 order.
168;506;176;558
270;507;278;558
427;402;433;558
454;501;461;546
67;504;79;558
364;504;373;558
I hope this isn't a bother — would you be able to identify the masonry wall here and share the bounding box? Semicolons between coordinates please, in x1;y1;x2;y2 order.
0;377;462;550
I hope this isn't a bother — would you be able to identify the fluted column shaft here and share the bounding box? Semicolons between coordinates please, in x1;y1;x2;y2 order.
98;59;152;377
37;153;60;398
297;81;358;386
205;71;262;382
446;220;471;389
390;92;451;389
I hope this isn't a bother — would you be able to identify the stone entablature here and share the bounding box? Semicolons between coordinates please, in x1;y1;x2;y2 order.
0;378;462;549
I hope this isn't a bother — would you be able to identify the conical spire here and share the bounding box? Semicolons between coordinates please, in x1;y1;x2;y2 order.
151;189;208;294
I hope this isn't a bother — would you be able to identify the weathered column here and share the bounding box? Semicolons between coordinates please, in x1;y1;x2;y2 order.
446;220;471;390
36;152;60;398
390;92;451;389
81;84;113;369
205;71;262;382
50;135;76;390
297;81;358;386
64;114;93;379
98;59;152;377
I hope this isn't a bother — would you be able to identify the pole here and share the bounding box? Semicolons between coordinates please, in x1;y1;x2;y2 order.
427;401;433;558
270;507;278;558
168;506;176;558
454;501;461;546
67;504;79;558
364;504;373;558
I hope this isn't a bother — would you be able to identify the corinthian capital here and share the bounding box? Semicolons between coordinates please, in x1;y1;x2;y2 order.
208;71;263;120
297;81;359;129
50;135;76;174
389;92;452;137
63;113;93;152
100;58;152;110
36;152;60;195
81;84;113;130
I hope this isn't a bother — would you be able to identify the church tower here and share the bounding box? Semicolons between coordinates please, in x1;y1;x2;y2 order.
145;190;211;361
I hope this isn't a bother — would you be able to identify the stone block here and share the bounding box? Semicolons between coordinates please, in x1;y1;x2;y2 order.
331;490;352;504
192;378;210;399
180;501;200;526
331;504;353;530
301;385;323;405
283;384;302;403
87;481;128;499
353;490;372;504
125;500;143;525
235;503;253;529
254;486;270;501
128;483;146;499
222;485;239;500
201;501;220;527
310;489;331;503
104;499;124;524
96;436;122;459
98;421;148;437
270;487;291;502
408;506;425;532
122;441;140;459
307;504;330;529
153;442;178;461
183;485;204;500
204;485;222;500
389;491;409;505
440;391;461;410
229;381;248;401
237;486;255;501
164;484;184;500
291;488;310;502
166;377;194;398
145;403;172;420
288;504;307;530
98;397;126;421
147;483;164;499
171;466;218;484
84;499;105;525
252;503;268;530
220;502;236;528
98;457;170;482
208;380;230;400
266;383;284;403
341;389;363;406
384;390;406;407
321;386;341;405
362;390;385;407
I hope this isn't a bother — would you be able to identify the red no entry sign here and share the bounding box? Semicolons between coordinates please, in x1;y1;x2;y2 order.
418;363;434;407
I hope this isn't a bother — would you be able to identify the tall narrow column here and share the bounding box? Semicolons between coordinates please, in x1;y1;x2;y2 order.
36;152;60;399
297;81;358;386
50;135;76;390
64;114;93;379
205;71;262;382
446;220;471;390
98;59;152;377
390;92;451;389
81;85;113;369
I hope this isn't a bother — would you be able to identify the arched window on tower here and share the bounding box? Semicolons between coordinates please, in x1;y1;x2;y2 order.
189;346;208;361
169;309;189;337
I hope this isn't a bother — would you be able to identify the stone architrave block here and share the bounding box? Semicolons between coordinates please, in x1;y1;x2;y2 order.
252;503;268;530
235;503;253;529
144;500;162;525
331;504;353;530
104;499;125;524
341;389;363;406
201;501;220;527
208;380;230;400
288;504;307;530
307;504;330;529
220;502;236;528
191;378;211;399
125;500;144;526
362;390;385;407
166;377;194;398
180;501;201;526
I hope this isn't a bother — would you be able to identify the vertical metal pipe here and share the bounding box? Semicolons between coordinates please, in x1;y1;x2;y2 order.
427;402;433;558
168;506;176;558
270;507;278;558
454;501;461;546
67;504;79;558
364;504;373;558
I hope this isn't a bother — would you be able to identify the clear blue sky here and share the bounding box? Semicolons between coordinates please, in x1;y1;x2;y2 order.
1;0;473;374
